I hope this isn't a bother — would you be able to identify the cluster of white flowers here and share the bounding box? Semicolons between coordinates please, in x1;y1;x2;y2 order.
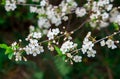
109;8;120;23
47;28;60;40
100;39;117;49
81;32;96;57
32;32;42;39
38;17;51;29
26;31;42;40
11;42;23;61
40;0;48;7
5;0;120;63
73;55;82;62
14;52;22;61
85;0;114;28
75;7;86;17
23;29;44;56
60;40;77;54
28;0;78;35
24;39;44;56
60;0;78;14
5;0;17;11
5;0;118;30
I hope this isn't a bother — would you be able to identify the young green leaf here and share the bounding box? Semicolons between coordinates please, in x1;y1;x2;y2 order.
0;44;8;49
54;45;62;56
1;0;5;5
113;23;119;30
5;47;13;55
8;53;14;60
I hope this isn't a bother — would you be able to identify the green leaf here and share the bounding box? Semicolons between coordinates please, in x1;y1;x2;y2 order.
5;47;13;55
113;23;119;30
0;44;8;49
0;44;14;60
54;45;62;56
8;53;14;60
62;55;66;61
1;0;5;5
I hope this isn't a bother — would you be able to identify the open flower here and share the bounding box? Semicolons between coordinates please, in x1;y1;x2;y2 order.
73;55;82;62
106;39;117;49
87;49;96;57
60;40;77;54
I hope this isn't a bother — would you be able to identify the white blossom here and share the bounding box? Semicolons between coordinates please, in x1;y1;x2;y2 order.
87;49;96;57
5;0;17;11
11;42;23;61
105;4;113;11
51;16;62;26
30;6;37;13
106;39;117;49
62;16;68;21
115;15;120;25
110;8;119;22
29;39;39;47
24;45;44;56
24;39;44;56
38;17;51;29
60;40;77;54
99;21;109;28
100;39;117;49
100;40;106;46
75;7;86;17
33;32;42;39
40;0;47;7
14;52;22;61
102;12;109;21
29;25;35;32
47;28;60;40
81;32;96;55
73;55;82;62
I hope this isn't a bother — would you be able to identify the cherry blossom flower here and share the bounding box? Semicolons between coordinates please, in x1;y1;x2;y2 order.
73;55;82;62
75;7;86;17
106;39;117;49
60;40;77;54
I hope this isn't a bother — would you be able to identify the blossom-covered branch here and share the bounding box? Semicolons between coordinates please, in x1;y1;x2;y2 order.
66;30;120;63
2;0;120;64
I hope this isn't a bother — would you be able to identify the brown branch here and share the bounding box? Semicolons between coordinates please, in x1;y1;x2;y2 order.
40;18;89;44
71;30;120;53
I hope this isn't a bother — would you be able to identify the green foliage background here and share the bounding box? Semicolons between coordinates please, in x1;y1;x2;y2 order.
0;0;120;79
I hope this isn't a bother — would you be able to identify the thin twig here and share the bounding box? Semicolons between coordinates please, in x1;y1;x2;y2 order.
40;19;89;44
40;34;64;44
71;30;120;53
95;31;120;44
16;3;41;7
72;19;90;32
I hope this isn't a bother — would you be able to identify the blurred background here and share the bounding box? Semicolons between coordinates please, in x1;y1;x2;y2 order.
0;0;120;79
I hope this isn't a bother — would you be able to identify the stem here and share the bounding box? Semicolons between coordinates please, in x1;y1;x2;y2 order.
40;19;89;44
16;3;41;7
72;19;90;32
95;31;120;44
40;34;64;44
71;30;120;54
